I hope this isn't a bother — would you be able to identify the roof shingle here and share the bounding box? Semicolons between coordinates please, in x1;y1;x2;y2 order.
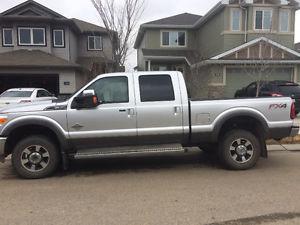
145;13;202;26
0;50;80;68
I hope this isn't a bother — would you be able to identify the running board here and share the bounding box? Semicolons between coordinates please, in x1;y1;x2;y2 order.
73;144;186;160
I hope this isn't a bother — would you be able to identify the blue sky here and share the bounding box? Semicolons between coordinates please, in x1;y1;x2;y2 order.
1;0;299;70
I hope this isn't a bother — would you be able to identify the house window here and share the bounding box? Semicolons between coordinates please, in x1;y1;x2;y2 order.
18;27;46;46
255;9;272;30
53;29;64;47
161;31;186;47
88;36;102;50
279;9;290;32
2;28;13;46
231;9;242;31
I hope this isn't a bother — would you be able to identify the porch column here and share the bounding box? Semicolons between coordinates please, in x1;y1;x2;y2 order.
148;60;151;71
294;65;298;83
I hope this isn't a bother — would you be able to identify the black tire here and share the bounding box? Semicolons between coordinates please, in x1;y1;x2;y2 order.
218;129;261;170
199;143;217;154
12;136;60;179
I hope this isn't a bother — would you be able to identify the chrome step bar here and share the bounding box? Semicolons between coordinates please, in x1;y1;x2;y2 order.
73;144;186;159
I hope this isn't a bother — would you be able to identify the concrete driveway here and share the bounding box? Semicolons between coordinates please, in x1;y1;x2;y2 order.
0;149;300;225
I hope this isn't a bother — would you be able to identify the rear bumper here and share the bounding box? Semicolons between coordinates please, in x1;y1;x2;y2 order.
268;125;299;139
0;137;7;163
290;126;299;137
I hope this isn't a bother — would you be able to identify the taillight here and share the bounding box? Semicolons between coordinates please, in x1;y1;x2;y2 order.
290;101;296;120
270;93;283;97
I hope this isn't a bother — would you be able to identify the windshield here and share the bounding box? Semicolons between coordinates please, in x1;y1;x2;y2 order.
279;85;300;95
0;90;33;98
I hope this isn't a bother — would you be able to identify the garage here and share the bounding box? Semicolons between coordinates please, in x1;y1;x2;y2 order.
0;74;59;96
224;67;293;98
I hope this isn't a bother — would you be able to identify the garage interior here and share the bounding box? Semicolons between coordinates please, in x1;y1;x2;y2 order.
0;74;59;96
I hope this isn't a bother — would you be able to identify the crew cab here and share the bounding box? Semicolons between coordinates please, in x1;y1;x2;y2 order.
0;72;298;179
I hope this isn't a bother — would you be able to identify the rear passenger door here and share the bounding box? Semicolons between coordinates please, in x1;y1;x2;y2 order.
134;73;184;144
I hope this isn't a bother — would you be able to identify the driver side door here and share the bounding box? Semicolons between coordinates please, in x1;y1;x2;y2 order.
67;74;137;150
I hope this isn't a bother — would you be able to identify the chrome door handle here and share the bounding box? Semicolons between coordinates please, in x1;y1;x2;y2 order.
127;108;135;116
174;106;181;115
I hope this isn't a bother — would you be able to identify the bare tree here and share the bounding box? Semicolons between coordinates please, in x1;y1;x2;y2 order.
91;0;145;71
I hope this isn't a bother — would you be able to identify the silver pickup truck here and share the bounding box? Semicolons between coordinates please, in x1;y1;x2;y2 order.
0;71;298;178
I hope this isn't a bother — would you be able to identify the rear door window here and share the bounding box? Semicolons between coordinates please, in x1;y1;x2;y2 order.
279;85;300;95
37;90;52;97
139;75;175;102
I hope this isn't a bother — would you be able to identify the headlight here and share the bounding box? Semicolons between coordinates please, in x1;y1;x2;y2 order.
0;116;8;125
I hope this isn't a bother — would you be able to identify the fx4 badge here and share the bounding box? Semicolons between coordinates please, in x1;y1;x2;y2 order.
269;104;287;110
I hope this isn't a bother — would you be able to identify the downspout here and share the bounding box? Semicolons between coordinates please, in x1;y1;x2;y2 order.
239;0;248;43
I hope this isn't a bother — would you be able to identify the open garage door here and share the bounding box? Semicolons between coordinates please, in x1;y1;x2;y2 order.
0;74;59;96
224;68;293;98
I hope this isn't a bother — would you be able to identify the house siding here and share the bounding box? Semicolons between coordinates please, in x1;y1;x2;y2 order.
196;8;225;58
77;34;113;59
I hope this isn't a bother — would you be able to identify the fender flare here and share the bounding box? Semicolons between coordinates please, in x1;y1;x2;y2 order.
1;116;70;150
211;108;269;141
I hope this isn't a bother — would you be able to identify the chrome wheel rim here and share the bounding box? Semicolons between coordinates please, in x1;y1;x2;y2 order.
229;138;254;164
20;145;50;172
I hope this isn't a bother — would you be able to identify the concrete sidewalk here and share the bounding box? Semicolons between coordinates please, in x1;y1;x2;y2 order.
268;144;300;151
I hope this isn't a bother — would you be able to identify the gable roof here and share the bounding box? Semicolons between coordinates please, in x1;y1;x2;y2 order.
145;13;202;26
211;37;300;60
72;18;107;34
0;1;108;35
0;0;65;18
0;50;80;69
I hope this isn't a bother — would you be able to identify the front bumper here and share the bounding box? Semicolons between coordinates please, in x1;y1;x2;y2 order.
0;137;7;163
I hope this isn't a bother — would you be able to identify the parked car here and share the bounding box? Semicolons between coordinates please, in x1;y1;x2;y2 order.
0;72;298;179
0;88;57;108
235;80;300;113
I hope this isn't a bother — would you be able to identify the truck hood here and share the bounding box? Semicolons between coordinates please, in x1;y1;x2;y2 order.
0;100;68;114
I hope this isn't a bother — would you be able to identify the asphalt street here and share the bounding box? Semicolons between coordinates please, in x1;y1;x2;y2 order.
0;149;300;225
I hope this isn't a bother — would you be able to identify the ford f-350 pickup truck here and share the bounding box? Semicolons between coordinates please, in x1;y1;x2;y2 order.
0;72;298;179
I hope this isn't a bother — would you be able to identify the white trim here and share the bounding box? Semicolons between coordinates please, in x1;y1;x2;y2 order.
18;27;46;46
279;9;290;32
230;8;242;31
253;7;273;31
53;29;64;47
160;30;187;48
211;37;300;60
195;60;300;67
2;28;13;46
88;36;103;51
145;55;191;66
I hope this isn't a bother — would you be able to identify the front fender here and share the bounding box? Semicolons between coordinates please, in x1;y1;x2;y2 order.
1;115;69;149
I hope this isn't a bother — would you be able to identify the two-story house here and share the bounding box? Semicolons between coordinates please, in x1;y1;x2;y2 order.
0;0;114;96
135;0;300;98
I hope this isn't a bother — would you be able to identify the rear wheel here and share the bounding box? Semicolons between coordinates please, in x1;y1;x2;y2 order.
218;129;261;170
12;136;60;179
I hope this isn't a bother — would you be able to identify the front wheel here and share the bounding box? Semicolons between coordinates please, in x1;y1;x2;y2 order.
218;129;261;170
12;136;60;179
